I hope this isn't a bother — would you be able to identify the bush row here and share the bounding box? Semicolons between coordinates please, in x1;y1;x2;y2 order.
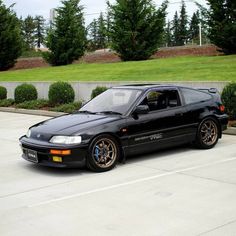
2;82;235;119
0;83;108;105
0;83;108;113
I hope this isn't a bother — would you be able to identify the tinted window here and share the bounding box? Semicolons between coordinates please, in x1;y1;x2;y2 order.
181;88;212;105
140;90;181;112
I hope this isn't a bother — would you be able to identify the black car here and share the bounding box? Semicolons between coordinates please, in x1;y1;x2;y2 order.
20;84;228;172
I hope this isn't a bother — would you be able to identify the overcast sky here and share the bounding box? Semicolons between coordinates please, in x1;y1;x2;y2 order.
3;0;208;25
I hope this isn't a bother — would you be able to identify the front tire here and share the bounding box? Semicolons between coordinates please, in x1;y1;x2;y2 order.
87;135;120;172
195;118;219;149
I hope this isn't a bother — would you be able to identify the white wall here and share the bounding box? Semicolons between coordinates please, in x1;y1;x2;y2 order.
0;81;229;102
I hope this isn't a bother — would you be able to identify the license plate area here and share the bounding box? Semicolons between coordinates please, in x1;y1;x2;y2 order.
26;149;38;163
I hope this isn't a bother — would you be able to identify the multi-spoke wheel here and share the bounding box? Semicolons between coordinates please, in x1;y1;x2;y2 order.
87;135;120;172
195;118;219;149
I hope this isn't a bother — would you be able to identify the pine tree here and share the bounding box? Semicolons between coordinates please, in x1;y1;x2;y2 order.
21;15;36;50
164;20;172;47
189;11;200;44
108;0;168;61
44;0;86;66
34;15;45;49
206;0;236;54
106;6;112;45
178;0;188;45
172;11;180;46
87;19;98;51
0;1;22;70
97;13;107;49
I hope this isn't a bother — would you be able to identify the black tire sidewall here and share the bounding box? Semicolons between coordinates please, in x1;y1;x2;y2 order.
87;134;120;172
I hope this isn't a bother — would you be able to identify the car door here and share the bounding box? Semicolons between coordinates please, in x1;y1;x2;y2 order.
126;88;192;155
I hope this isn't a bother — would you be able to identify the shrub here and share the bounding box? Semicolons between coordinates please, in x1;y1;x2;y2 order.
51;101;82;113
91;86;108;99
49;82;75;105
0;99;14;107
14;84;38;104
16;99;49;110
0;86;7;100
221;82;236;120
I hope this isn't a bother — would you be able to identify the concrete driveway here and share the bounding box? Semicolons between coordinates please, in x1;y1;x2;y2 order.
0;112;236;236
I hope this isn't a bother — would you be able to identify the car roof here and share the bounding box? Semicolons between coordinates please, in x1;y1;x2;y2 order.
112;84;179;91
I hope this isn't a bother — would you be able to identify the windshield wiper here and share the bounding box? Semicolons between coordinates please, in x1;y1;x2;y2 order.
77;110;97;115
99;111;122;115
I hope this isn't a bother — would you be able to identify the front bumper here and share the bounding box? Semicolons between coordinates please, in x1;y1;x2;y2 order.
20;136;87;168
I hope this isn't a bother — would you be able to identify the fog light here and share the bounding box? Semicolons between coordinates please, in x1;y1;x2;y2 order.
52;156;63;163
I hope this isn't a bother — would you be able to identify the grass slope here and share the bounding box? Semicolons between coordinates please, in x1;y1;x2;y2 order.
0;55;235;82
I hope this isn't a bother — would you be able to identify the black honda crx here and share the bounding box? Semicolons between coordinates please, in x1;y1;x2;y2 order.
20;84;228;172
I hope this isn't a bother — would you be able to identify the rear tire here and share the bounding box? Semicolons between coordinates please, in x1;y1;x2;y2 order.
195;118;219;149
87;134;120;172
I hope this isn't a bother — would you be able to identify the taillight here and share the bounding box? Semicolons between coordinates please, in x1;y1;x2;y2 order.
219;105;225;113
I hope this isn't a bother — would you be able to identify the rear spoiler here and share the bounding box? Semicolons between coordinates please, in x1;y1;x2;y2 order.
198;88;222;103
198;88;219;94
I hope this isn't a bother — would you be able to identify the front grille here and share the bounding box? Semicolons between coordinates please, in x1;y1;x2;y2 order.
22;143;48;154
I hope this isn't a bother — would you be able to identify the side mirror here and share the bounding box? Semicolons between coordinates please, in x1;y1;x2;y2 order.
134;105;150;115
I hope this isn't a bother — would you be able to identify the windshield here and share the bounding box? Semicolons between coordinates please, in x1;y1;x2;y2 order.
80;88;142;115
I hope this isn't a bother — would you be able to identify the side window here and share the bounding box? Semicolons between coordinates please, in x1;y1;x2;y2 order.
140;89;181;112
181;88;212;105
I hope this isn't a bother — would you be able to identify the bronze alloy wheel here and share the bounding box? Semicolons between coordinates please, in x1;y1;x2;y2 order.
200;120;218;146
92;138;118;168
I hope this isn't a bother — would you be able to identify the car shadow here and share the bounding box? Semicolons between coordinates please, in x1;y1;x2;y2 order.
22;144;198;175
125;143;193;165
22;163;90;177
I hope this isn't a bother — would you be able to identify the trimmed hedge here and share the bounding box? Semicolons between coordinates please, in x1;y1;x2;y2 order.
51;102;82;113
0;86;7;100
49;82;75;105
14;84;38;104
0;99;14;107
16;99;49;110
221;82;236;120
91;86;108;99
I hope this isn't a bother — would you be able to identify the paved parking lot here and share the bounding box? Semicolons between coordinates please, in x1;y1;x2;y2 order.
0;112;236;236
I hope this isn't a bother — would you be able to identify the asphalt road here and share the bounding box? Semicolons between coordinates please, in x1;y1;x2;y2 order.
0;112;236;236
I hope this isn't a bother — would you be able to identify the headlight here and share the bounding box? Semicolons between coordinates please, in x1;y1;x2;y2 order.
26;129;31;138
49;136;82;145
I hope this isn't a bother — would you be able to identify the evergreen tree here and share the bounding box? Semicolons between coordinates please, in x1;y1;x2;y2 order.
206;0;236;54
106;6;112;45
178;0;188;45
0;1;22;70
97;13;107;49
44;0;86;66
87;19;98;51
21;15;36;50
34;15;45;49
189;11;200;44
164;20;172;47
108;0;168;61
172;11;180;46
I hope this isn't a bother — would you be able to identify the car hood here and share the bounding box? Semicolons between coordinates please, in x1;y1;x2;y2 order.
30;113;119;138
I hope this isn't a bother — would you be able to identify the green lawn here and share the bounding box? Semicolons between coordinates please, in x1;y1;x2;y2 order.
0;55;235;82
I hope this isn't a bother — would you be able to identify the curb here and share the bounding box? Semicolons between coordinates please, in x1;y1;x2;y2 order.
0;107;66;117
223;127;236;136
